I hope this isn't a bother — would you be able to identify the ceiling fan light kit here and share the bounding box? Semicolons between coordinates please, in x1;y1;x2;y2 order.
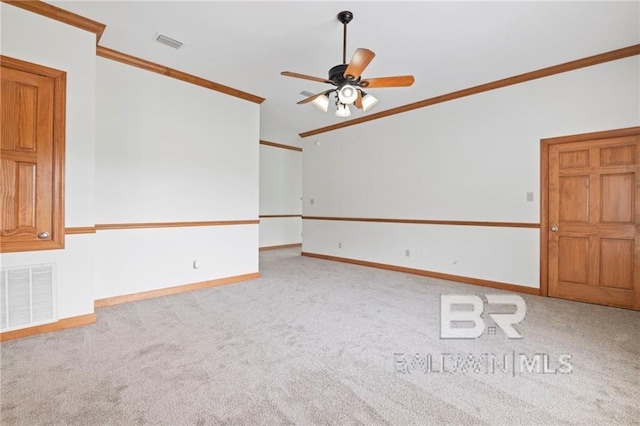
281;11;414;118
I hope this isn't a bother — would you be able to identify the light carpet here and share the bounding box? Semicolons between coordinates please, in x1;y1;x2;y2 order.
1;248;639;425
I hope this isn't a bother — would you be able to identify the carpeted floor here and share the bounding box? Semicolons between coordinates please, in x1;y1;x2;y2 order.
1;248;639;425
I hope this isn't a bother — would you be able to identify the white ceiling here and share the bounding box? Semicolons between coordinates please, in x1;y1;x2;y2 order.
52;1;639;146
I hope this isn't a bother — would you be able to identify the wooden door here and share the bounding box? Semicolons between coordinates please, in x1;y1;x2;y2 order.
1;56;65;252
546;131;640;310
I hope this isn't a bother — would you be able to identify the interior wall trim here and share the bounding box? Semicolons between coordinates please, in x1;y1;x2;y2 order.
0;313;97;342
94;272;260;308
260;243;302;251
65;227;97;234
2;0;106;43
96;46;265;104
302;252;540;295
95;220;260;231
65;221;261;233
299;43;640;138
303;216;540;229
259;140;303;152
260;215;302;219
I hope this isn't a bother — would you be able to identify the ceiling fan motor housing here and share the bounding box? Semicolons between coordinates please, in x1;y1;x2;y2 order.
329;64;360;86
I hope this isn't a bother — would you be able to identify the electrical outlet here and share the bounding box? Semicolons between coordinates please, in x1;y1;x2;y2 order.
193;260;200;269
405;249;411;257
338;242;342;249
526;192;534;202
310;198;315;205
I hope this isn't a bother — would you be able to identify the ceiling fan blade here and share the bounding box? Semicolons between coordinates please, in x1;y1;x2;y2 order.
297;90;331;105
360;75;415;88
344;48;375;80
354;91;363;109
282;71;332;84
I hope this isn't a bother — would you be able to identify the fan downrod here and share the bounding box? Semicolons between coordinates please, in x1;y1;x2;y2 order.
338;11;353;65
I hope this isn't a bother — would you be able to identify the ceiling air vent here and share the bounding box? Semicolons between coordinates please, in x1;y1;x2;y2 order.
154;33;183;49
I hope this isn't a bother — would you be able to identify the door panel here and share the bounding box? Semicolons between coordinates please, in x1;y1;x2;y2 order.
547;135;640;310
599;239;633;289
600;145;634;166
557;237;589;284
559;175;589;222
1;80;39;151
17;162;37;228
558;149;589;169
600;173;633;223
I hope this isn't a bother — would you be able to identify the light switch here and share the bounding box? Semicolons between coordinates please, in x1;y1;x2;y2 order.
526;192;534;202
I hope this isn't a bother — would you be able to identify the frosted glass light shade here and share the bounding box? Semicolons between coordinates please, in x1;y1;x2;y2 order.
338;84;358;105
335;103;351;118
361;93;378;112
311;94;330;112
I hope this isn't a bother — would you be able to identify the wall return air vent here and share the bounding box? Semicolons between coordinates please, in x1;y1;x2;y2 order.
154;33;183;49
1;264;56;331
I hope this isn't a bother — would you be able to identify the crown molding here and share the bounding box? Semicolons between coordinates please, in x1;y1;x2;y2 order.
259;140;303;152
97;46;265;104
2;0;106;44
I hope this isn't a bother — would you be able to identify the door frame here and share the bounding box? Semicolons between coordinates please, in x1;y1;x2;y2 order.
540;126;640;297
1;55;67;252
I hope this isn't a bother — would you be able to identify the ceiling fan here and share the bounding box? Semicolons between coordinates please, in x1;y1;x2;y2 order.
281;10;415;117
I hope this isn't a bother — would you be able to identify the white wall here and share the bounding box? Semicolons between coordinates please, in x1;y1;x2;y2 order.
260;217;302;248
302;57;640;288
259;145;302;247
0;4;96;319
94;57;259;299
95;226;257;298
260;112;303;150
